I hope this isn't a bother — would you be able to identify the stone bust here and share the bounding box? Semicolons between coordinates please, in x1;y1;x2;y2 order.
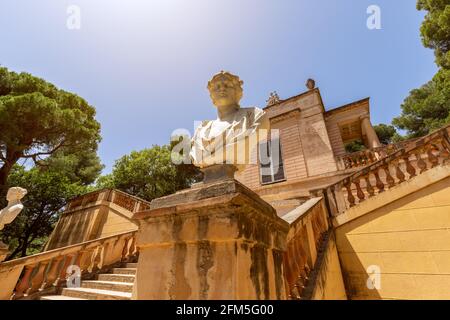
0;187;27;231
190;71;270;174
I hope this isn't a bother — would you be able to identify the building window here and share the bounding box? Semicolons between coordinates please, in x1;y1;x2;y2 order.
259;137;286;185
339;121;362;144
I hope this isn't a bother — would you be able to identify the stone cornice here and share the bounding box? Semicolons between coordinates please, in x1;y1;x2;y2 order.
325;97;370;118
271;109;301;124
263;88;318;111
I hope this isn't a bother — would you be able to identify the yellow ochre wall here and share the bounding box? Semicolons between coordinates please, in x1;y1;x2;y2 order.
335;176;450;300
46;205;137;250
99;210;138;238
310;234;347;300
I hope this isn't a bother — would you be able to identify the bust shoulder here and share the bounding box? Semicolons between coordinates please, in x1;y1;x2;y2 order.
238;107;269;129
237;107;264;120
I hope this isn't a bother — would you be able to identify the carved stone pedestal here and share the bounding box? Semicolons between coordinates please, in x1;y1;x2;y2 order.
131;179;289;300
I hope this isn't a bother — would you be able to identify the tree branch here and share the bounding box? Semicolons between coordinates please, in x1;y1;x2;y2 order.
21;140;70;164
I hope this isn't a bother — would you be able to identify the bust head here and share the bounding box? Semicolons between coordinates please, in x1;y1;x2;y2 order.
207;71;243;109
6;187;27;202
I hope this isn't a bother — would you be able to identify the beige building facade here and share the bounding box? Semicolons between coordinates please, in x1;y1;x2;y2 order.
236;87;381;216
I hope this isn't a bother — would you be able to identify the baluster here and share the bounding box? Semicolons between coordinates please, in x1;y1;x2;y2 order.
354;178;365;203
374;150;381;161
121;237;131;262
97;242;109;271
370;151;377;163
374;170;385;193
89;245;103;273
13;264;37;299
26;260;50;295
383;165;396;188
348;157;353;168
41;256;64;290
297;275;306;289
393;160;406;183
73;250;84;272
346;157;351;168
416;149;428;173
427;143;439;167
128;236;136;257
436;138;450;161
54;254;75;287
403;155;416;178
344;182;356;207
364;175;375;197
290;286;300;300
79;249;94;275
327;186;338;216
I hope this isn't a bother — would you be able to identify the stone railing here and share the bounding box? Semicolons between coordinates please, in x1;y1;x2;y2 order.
336;138;420;170
67;189;150;213
282;198;329;300
314;125;450;217
0;230;137;300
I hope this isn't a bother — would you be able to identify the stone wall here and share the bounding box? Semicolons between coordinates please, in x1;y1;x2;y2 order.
45;190;145;250
309;234;347;300
335;169;450;299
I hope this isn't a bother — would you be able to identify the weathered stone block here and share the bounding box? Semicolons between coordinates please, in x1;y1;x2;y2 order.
131;179;289;300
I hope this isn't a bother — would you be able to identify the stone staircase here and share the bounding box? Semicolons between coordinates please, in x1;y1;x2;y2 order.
41;263;137;300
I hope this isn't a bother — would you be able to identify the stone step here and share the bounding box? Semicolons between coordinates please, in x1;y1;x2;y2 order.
62;287;132;300
112;268;136;275
41;295;87;300
82;280;134;293
125;263;138;268
98;274;135;283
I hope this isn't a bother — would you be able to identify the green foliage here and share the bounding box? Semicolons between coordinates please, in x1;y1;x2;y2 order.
417;0;450;69
96;144;201;202
0;67;103;258
393;2;450;138
393;68;450;138
41;148;104;186
0;67;101;188
344;140;366;153
1;165;86;259
391;132;407;143
373;124;398;145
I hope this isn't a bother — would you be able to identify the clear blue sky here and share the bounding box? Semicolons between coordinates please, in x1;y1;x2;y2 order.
0;0;437;173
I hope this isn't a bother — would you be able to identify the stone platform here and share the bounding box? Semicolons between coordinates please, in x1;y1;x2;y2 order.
131;179;289;300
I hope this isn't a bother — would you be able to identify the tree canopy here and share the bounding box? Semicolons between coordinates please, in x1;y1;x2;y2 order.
393;64;450;138
97;144;201;202
0;67;101;190
392;1;450;138
2;165;87;259
417;0;450;69
373;124;399;145
41;148;104;186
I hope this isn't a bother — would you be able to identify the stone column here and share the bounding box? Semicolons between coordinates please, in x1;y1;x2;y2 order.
131;179;289;300
360;114;382;148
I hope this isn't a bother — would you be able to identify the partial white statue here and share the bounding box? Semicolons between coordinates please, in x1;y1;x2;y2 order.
0;187;27;231
190;71;270;173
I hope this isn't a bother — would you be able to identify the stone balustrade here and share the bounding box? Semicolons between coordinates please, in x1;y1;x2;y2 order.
282;198;329;300
314;125;450;217
0;230;137;300
67;189;150;213
336;138;420;170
